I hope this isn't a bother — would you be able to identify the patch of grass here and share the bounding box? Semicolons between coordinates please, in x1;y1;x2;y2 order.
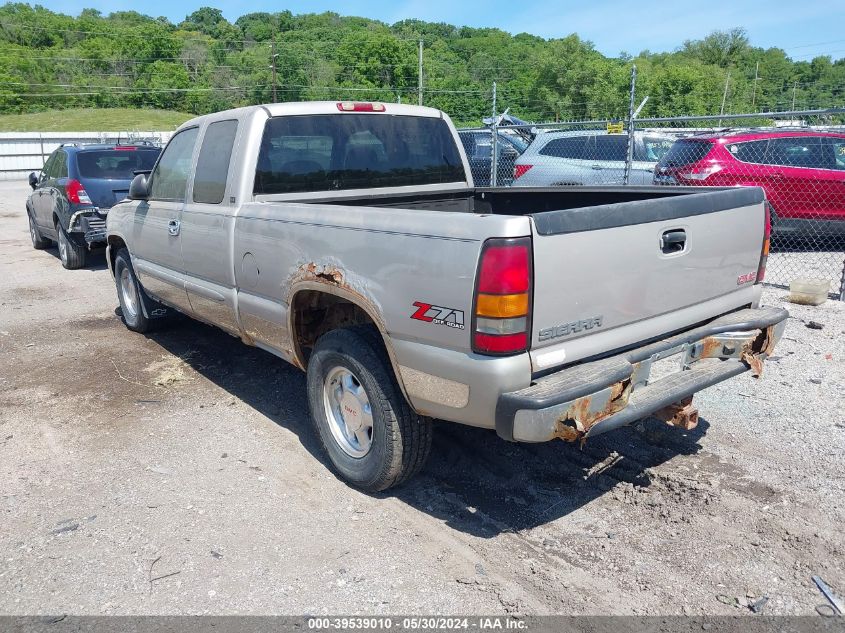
0;108;193;132
145;353;195;388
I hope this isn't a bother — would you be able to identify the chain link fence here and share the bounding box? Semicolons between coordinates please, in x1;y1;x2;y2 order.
460;108;845;299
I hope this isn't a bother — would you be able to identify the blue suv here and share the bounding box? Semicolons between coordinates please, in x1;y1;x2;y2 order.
26;142;161;269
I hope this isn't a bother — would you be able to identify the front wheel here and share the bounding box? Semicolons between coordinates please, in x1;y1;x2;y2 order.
306;326;432;492
56;222;86;269
113;248;154;333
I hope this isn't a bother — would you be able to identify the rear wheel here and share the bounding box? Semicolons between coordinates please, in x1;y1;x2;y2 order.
56;222;86;269
306;325;432;492
28;212;51;250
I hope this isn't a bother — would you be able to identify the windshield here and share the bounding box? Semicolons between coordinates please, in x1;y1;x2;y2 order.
501;133;528;153
254;114;465;195
76;149;160;179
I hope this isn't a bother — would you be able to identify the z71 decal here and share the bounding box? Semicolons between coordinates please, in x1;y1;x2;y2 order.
411;301;465;330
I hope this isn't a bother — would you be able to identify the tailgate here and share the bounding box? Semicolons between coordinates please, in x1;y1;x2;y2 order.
83;178;132;209
528;187;766;370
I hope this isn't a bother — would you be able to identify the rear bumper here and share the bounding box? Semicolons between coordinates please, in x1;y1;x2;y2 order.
495;306;788;443
69;209;107;245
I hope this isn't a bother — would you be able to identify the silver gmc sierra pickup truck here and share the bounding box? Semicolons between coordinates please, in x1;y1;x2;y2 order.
106;101;788;491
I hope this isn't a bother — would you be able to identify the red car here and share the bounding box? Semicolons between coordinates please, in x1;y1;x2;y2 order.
654;130;845;237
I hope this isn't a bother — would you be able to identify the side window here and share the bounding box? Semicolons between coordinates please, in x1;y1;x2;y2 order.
193;120;238;204
54;151;68;179
637;136;674;161
459;133;477;158
473;133;493;158
149;127;199;202
829;138;845;170
539;136;589;159
41;152;57;177
593;135;628;161
728;140;769;165
766;137;833;169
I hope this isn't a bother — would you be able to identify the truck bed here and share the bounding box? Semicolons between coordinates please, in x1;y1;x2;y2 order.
303;185;734;216
306;184;767;374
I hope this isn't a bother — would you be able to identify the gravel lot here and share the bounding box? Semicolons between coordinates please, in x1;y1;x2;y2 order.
1;180;843;616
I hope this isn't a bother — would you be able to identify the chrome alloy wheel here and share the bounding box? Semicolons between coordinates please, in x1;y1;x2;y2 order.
119;265;140;321
57;227;69;264
323;366;374;458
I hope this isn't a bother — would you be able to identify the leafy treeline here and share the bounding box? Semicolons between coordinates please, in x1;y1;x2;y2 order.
0;3;843;125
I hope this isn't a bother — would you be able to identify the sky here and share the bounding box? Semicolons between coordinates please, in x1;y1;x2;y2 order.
44;0;845;60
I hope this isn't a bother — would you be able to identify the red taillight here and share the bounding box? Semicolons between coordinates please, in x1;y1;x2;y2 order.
474;332;528;354
757;202;771;283
114;146;137;151
66;179;92;205
336;102;386;112
514;164;533;179
678;164;722;181
473;237;532;356
478;244;530;294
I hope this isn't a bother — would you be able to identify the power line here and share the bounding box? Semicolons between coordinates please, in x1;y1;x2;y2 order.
0;20;433;46
785;38;845;50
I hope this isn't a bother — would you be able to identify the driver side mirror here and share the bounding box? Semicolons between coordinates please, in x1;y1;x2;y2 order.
128;173;150;201
28;172;38;190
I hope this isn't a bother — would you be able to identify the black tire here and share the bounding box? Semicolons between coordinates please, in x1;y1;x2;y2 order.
113;248;154;333
306;325;432;492
56;221;86;269
27;212;51;249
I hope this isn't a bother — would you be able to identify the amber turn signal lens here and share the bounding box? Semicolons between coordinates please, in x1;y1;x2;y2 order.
476;293;529;318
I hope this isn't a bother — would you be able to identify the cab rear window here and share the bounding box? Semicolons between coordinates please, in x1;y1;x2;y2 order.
76;149;160;179
254;114;465;195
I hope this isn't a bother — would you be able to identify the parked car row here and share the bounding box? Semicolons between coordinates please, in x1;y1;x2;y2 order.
465;119;843;236
22;102;787;493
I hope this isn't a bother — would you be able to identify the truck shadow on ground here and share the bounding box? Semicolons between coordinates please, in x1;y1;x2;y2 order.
145;316;709;538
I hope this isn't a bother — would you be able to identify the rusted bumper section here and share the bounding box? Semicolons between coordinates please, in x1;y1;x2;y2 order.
495;306;788;443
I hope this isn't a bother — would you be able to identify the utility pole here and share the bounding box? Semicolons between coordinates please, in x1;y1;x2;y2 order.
718;71;730;126
751;61;759;109
623;64;637;185
417;39;423;106
792;81;798;110
720;72;730;115
489;81;498;188
270;40;278;103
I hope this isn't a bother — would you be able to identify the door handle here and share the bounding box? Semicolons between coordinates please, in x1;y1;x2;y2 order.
661;229;686;254
168;219;180;236
591;165;603;170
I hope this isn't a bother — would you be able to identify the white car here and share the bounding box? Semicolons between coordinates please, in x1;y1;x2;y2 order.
512;130;675;186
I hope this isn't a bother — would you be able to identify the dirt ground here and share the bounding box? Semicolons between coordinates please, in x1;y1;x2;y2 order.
1;180;843;616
